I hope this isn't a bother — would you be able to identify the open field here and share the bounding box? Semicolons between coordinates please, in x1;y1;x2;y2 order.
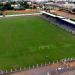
0;16;75;70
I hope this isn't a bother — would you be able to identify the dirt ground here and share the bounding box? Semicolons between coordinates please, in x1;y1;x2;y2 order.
53;10;75;20
4;9;40;15
7;61;75;75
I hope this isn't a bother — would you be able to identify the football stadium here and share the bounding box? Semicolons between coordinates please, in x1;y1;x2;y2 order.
0;0;75;75
0;13;75;70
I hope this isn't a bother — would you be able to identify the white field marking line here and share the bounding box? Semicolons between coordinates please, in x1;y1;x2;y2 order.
0;13;41;18
29;45;50;50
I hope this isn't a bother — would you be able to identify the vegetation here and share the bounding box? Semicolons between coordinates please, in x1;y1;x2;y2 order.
19;1;30;10
0;2;14;15
0;2;13;10
0;1;30;12
0;16;75;70
3;2;13;10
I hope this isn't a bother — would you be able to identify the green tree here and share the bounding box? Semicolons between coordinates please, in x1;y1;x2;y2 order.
3;2;13;10
0;3;4;15
20;1;29;10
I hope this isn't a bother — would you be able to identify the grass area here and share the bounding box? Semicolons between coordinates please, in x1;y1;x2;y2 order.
0;16;75;70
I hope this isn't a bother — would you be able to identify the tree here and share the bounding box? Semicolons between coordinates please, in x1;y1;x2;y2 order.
3;2;13;10
20;1;30;10
0;2;13;16
0;3;4;15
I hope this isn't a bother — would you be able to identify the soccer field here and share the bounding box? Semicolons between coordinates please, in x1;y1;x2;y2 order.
0;16;75;70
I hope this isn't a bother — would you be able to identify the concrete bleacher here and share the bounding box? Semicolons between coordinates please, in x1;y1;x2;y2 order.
41;11;75;34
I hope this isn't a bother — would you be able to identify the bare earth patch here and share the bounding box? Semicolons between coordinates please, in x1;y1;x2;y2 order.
53;10;75;20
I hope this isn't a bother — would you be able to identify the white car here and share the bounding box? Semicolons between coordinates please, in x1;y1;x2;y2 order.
56;67;64;71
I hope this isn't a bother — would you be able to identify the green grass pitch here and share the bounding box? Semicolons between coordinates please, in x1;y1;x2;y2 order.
0;16;75;70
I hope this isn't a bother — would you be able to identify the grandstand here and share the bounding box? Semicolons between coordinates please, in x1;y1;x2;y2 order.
41;11;75;34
